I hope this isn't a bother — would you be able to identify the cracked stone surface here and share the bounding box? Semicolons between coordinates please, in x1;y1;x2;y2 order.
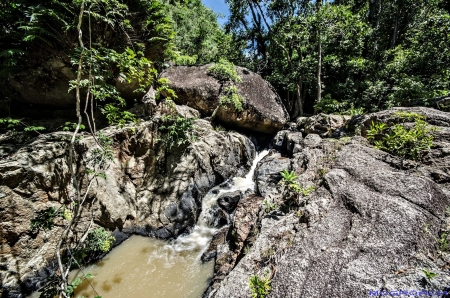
208;108;450;298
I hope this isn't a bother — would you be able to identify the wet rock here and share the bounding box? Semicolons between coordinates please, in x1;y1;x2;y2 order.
285;131;303;155
255;153;291;197
213;208;231;228
205;194;264;297
217;190;243;213
272;130;288;151
161;65;290;133
230;194;264;250
202;226;229;263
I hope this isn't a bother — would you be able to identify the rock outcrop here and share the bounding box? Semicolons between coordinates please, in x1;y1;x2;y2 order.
162;65;290;133
8;58;77;108
0;104;256;296
207;107;450;298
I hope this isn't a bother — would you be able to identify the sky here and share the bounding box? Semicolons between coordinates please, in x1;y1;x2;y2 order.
201;0;230;25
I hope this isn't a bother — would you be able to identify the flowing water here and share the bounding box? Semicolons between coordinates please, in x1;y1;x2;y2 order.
31;150;269;298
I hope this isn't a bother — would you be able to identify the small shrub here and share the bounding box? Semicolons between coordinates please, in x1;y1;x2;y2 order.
220;85;244;112
85;228;116;253
174;54;198;66
62;122;85;132
0;118;46;134
421;269;437;281
263;200;277;213
314;96;364;115
439;232;449;251
24;125;45;133
0;117;21;129
344;105;365;116
366;112;435;160
30;207;63;232
156;77;177;101
299;185;316;196
249;274;271;298
314;96;347;114
102;104;136;127
280;170;298;184
159;115;197;150
208;59;242;83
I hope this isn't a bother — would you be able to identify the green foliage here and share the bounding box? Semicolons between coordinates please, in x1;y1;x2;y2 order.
263;200;277;213
30;207;63;232
24;125;45;132
249;274;271;298
173;54;198;66
65;274;94;297
84;228;116;253
439;232;449;251
0;117;21;129
111;47;156;94
421;269;438;281
158;115;197;150
366;112;435;160
156;77;177;101
0;118;45;134
102;104;136;127
62;122;85;132
314;96;348;114
208;59;242;83
72;228;116;267
280;170;298;184
220;86;244;112
165;0;231;64
226;0;450;116
314;96;364;115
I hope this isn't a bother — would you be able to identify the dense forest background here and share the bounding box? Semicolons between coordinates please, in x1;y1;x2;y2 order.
1;0;449;118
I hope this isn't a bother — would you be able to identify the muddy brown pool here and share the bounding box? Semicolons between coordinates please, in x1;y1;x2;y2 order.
68;235;214;298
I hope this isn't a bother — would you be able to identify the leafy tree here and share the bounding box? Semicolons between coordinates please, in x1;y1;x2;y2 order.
225;0;450;116
164;0;233;64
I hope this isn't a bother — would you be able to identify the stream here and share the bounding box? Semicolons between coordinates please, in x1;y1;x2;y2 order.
32;150;269;298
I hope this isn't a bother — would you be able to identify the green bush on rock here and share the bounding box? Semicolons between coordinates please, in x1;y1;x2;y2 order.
249;274;271;298
220;86;244;112
367;112;436;160
208;59;242;83
158;115;197;150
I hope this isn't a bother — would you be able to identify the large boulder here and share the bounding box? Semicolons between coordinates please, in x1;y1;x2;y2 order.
8;58;77;107
162;65;290;133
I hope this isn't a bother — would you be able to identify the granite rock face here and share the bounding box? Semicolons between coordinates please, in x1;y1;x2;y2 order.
207;107;450;298
0;106;256;297
162;65;290;133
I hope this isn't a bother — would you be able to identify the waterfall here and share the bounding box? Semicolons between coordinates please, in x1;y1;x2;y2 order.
169;149;270;254
51;152;270;298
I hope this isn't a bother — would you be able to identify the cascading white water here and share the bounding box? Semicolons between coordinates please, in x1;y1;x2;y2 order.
170;149;270;254
30;149;270;298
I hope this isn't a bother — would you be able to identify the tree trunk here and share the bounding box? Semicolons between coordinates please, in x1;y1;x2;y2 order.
391;2;400;48
316;29;322;112
294;77;304;118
